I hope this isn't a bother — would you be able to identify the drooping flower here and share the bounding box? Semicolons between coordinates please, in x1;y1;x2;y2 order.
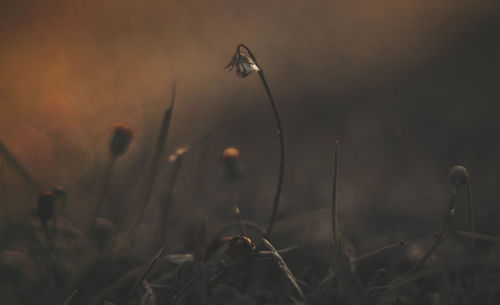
225;49;260;78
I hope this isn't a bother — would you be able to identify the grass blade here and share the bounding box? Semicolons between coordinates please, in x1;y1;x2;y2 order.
118;83;176;248
0;140;39;190
121;243;167;305
261;238;305;300
456;230;500;244
350;240;407;265
61;289;78;305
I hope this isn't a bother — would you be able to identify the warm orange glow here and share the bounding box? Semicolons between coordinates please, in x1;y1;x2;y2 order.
221;146;240;160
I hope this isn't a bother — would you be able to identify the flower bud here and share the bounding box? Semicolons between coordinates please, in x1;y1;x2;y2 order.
449;165;469;188
226;50;260;78
110;123;134;158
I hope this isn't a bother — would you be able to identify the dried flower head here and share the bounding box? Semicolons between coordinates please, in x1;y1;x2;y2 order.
110;123;134;158
226;46;260;78
37;191;56;223
449;165;469;188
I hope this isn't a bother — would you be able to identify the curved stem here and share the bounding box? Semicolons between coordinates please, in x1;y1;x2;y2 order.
236;44;285;236
259;72;285;236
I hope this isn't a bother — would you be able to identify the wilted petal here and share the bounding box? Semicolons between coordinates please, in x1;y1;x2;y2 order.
226;50;260;78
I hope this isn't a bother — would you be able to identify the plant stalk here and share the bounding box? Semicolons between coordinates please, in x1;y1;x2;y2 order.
235;44;285;237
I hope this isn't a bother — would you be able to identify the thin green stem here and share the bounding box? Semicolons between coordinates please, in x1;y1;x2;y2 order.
61;289;78;305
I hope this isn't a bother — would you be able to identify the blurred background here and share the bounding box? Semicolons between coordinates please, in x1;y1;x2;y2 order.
1;0;500;253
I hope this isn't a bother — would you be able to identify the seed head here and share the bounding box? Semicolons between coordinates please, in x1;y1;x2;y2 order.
110;123;134;158
449;165;469;188
37;191;56;223
226;47;260;78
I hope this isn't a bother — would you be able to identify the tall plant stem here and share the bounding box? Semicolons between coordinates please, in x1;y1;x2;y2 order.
0;141;39;190
236;44;285;237
258;71;285;237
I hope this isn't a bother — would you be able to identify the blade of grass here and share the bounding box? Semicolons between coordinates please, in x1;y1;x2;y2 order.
456;230;500;244
0;140;39;190
261;238;305;300
121;243;167;305
350;240;407;265
174;242;230;305
118;83;176;249
61;289;78;305
328;141;373;305
139;280;156;305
